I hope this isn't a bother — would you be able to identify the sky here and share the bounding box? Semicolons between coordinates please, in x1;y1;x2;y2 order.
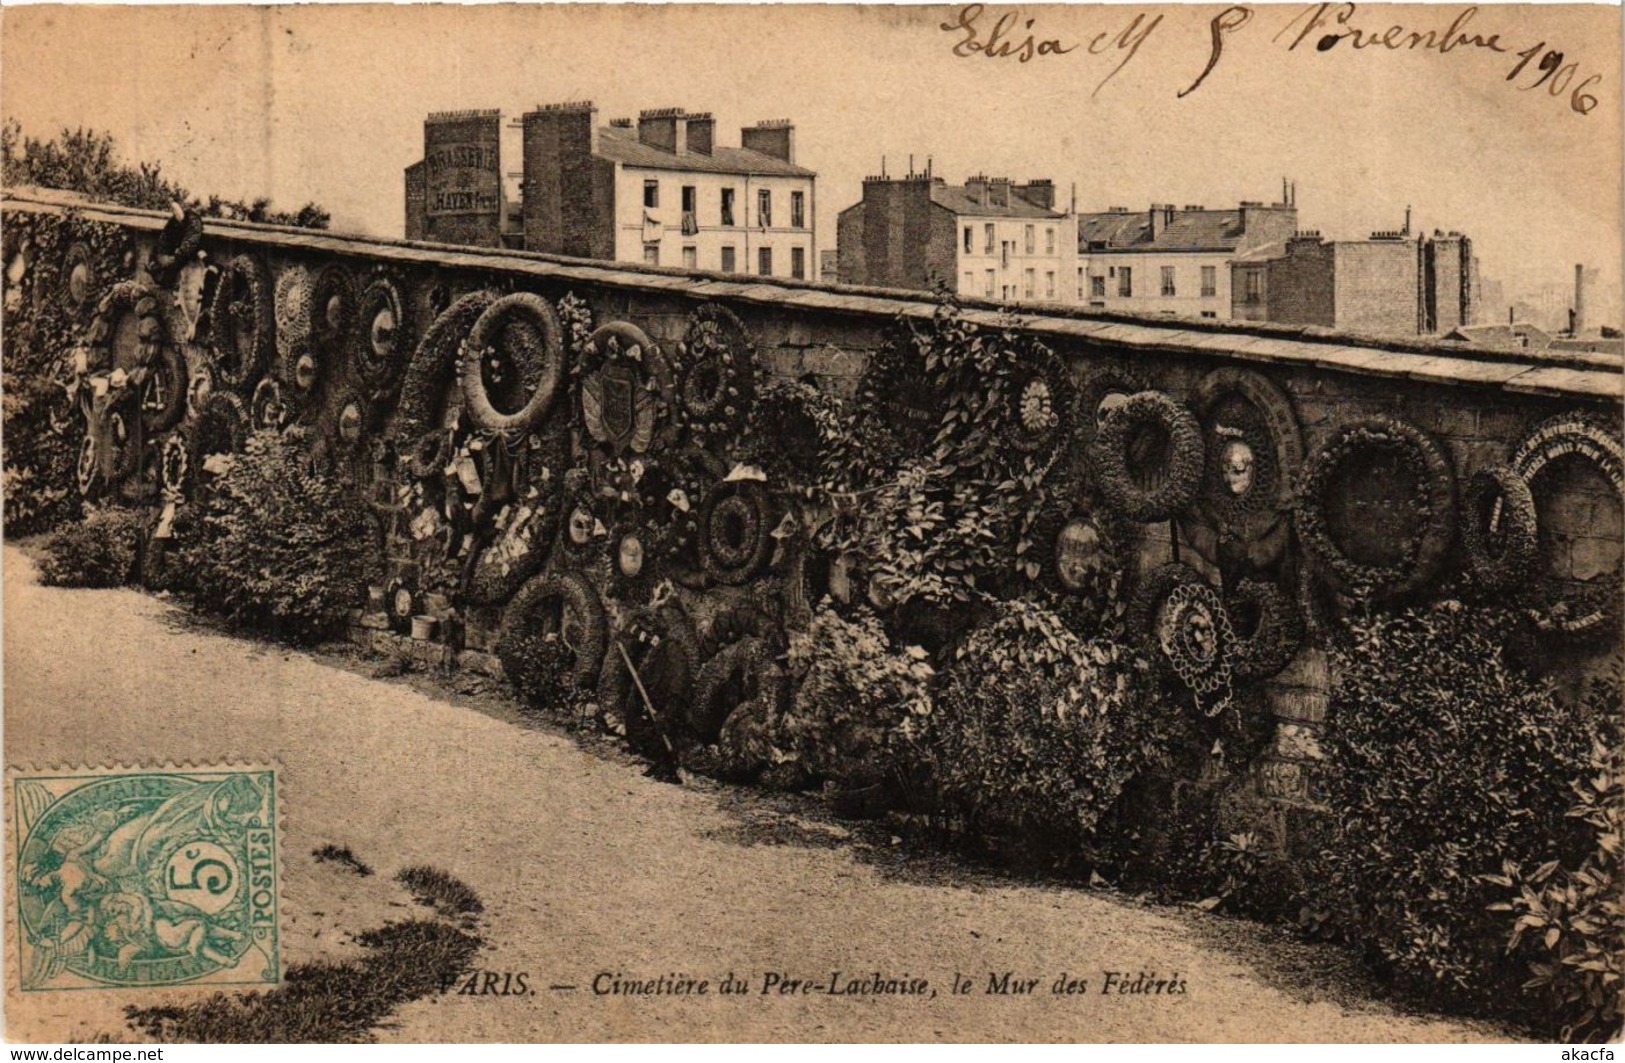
3;3;1619;321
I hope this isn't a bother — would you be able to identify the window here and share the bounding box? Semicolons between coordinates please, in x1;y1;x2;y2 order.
963;271;975;291
791;191;805;229
1091;275;1107;299
1118;267;1132;297
682;246;697;269
681;186;698;235
1078;268;1086;301
1023;268;1035;299
1024;225;1035;255
791;246;806;280
643;243;659;265
643;180;659;209
721;188;736;227
964;227;974;254
1045;271;1055;299
1201;311;1218;319
1001;241;1010;269
758;246;773;276
1161;266;1176;297
984;223;995;254
758;189;772;228
1201;265;1217;298
1046;227;1056;255
984;269;995;297
1243;270;1262;303
721;245;736;273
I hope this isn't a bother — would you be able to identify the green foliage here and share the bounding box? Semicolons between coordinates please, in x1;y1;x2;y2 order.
911;597;1162;853
823;300;1066;608
172;432;376;644
3;121;329;225
36;505;143;588
1192;830;1306;922
779;604;935;785
1486;694;1623;1043
1318;601;1599;1017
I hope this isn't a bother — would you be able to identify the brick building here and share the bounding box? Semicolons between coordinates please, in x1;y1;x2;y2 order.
836;168;1075;303
403;110;520;248
407;102;817;277
1231;228;1478;336
1074;197;1299;319
521;104;817;277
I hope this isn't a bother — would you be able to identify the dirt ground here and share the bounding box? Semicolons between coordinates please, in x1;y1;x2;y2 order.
1;545;1516;1043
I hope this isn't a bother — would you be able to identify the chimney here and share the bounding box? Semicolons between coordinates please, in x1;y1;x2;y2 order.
638;107;686;153
1574;263;1587;335
1149;203;1176;239
1020;179;1055;211
742;119;795;163
966;175;988;205
685;112;714;155
989;178;1011;209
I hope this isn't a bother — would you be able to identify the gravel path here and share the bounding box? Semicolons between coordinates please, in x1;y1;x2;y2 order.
2;546;1512;1043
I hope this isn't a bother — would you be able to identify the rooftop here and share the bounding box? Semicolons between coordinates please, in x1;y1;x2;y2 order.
595;124;815;179
1078;205;1295;252
929;182;1064;220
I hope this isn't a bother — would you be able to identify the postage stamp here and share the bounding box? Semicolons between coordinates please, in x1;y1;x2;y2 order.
9;765;280;992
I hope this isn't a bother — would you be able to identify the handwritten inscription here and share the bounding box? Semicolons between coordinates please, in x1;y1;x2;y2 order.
940;3;1606;117
940;4;1162;96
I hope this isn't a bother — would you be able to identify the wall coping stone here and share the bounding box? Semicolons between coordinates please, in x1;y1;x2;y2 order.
7;187;1620;403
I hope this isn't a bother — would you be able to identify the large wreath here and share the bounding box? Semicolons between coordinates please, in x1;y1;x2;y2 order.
1293;416;1456;601
1090;390;1206;522
460;292;565;435
577;322;677;458
310;263;357;369
700;480;776;585
690;635;786;744
740;378;844;489
853;328;947;462
1509;414;1624;639
1062;365;1146;485
273;264;316;388
677;302;757;448
496;569;608;703
354;271;410;393
1224;578;1305;683
1128;562;1234;713
1189;367;1303;529
207;254;274;393
1002;340;1074;461
1459;464;1539;594
395;290;497;444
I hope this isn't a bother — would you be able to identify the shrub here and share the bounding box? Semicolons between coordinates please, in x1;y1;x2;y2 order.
1486;687;1623;1043
778;604;935;787
172;431;375;644
36;505;143;588
911;597;1162;856
1318;601;1597;1018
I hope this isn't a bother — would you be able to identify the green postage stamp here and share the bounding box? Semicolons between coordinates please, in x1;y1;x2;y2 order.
10;765;279;992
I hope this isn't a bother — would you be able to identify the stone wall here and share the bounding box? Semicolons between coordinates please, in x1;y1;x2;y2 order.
7;190;1619;856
